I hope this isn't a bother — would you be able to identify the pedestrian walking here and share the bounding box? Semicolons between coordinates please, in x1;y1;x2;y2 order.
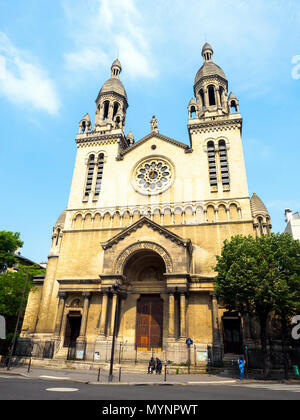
148;356;155;374
238;357;246;380
155;357;162;375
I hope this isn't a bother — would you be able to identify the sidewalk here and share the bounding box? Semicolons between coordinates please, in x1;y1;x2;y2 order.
0;365;240;386
2;364;300;386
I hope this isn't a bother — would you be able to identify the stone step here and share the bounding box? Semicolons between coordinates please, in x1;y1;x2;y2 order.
54;347;69;360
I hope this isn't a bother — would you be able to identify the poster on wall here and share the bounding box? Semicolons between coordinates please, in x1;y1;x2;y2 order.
197;351;207;362
76;350;84;360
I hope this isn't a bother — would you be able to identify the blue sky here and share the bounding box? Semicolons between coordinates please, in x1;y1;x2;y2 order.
0;0;299;263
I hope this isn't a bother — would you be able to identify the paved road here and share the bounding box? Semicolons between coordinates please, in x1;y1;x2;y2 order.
1;375;300;401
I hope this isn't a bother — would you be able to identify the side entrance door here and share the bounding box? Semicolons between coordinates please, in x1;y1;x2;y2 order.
136;295;163;351
64;312;82;348
223;317;242;354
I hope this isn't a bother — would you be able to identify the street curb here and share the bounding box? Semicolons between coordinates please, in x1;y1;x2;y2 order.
0;371;30;378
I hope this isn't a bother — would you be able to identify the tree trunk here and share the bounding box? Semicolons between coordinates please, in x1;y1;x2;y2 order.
281;316;289;380
259;315;271;378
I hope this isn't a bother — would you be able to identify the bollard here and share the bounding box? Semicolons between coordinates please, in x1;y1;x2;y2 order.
164;364;167;382
27;357;32;373
97;368;101;382
119;367;122;382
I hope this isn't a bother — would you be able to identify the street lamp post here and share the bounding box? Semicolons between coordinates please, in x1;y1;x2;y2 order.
108;283;120;382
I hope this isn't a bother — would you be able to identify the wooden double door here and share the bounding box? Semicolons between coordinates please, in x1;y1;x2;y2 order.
136;295;163;350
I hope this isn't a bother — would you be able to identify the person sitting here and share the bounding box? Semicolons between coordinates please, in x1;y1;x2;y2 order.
148;356;155;374
155;357;162;375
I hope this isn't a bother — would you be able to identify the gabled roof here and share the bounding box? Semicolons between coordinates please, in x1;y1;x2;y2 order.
101;216;192;252
119;132;191;158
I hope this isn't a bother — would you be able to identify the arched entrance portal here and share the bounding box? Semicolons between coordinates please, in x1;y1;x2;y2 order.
123;249;166;351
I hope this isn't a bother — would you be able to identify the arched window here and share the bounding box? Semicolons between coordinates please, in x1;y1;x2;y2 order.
207;141;217;187
190;106;196;119
219;140;230;186
103;101;110;120
95;154;105;196
55;228;61;246
257;217;264;235
230;100;237;113
85;155;95;197
208;85;216;106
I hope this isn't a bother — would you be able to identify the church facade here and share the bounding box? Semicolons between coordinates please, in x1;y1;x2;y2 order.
20;44;272;365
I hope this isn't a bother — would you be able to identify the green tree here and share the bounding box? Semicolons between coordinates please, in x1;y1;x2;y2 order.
0;231;23;273
214;233;300;378
0;264;45;354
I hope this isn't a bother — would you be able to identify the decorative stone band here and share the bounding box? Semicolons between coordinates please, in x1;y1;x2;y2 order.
113;241;173;274
188;117;242;134
75;132;127;149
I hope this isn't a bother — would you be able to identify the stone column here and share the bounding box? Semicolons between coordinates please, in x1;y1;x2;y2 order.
99;292;109;337
210;292;222;363
216;87;221;108
210;293;219;341
180;293;187;339
78;292;91;341
168;292;175;340
53;292;67;338
109;293;118;337
204;88;209;108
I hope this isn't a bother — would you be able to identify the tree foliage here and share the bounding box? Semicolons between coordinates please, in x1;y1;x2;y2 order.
214;233;300;376
0;265;45;348
0;231;23;273
215;233;300;317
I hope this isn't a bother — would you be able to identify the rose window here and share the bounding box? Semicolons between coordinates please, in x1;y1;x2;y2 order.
133;158;174;195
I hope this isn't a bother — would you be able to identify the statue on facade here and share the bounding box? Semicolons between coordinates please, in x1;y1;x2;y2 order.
150;115;159;133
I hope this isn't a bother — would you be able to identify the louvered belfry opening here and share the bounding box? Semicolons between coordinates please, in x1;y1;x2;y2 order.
85;154;95;197
95;153;105;196
207;141;217;187
219;140;230;186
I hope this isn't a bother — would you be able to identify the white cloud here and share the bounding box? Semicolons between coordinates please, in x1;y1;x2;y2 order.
62;0;300;94
63;0;158;79
0;33;60;115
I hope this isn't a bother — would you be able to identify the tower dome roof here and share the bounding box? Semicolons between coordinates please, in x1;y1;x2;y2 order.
97;59;128;103
111;58;122;70
194;62;227;85
55;209;66;229
202;42;213;54
99;77;128;101
250;193;269;217
194;43;227;87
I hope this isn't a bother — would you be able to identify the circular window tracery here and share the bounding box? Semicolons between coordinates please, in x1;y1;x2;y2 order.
132;157;174;195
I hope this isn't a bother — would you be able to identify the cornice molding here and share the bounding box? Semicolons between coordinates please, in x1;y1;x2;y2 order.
118;132;191;159
76;132;125;147
189;117;242;134
101;216;192;252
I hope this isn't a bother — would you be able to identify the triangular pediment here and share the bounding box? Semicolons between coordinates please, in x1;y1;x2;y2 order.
101;217;192;251
119;132;191;159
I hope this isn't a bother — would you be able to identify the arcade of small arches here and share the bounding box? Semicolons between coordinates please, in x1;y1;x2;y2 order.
253;214;272;237
189;75;239;119
96;98;126;129
70;202;242;231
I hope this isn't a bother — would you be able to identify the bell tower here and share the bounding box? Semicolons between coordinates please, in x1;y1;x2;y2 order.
94;59;129;133
187;43;248;201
